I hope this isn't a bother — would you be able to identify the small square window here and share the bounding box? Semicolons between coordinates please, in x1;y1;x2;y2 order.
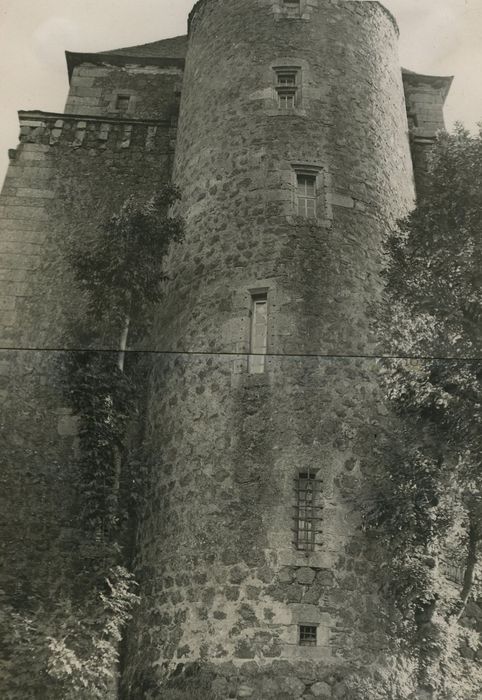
299;625;317;647
282;0;301;16
115;95;131;112
297;174;317;217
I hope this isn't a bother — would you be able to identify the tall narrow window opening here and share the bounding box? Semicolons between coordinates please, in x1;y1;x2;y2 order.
295;470;322;551
297;174;317;217
248;292;268;374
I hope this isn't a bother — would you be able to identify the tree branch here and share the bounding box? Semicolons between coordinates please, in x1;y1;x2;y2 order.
457;515;479;621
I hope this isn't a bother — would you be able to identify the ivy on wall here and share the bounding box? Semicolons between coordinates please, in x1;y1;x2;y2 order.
63;186;184;554
1;187;184;698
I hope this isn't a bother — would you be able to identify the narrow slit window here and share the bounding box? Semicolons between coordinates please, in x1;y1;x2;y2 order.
299;625;317;647
297;174;317;217
249;293;268;374
116;95;131;112
295;470;321;551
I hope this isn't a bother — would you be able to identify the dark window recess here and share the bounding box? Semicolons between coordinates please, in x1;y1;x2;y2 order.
299;625;318;647
294;470;322;551
115;95;131;112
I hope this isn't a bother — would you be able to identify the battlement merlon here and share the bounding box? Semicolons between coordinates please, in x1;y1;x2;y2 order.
16;110;174;153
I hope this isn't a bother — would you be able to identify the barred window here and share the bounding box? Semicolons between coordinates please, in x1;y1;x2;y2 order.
295;470;322;551
248;292;268;374
297;174;317;217
299;625;317;647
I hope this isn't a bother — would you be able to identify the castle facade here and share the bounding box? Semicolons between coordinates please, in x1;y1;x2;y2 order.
0;1;455;697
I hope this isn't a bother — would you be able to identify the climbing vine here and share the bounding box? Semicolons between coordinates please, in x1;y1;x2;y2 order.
1;186;184;699
63;185;184;553
366;125;482;698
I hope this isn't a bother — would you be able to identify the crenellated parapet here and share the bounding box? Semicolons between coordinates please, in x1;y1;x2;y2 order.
17;110;176;154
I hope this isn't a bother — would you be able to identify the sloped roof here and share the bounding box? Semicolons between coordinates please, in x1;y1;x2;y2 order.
102;35;188;59
402;68;454;103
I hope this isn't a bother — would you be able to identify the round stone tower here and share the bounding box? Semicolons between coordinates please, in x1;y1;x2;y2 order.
123;0;415;697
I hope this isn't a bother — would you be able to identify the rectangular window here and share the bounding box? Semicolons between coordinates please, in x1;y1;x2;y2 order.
297;174;317;217
277;71;297;86
278;89;296;110
248;293;268;375
115;95;131;112
274;67;299;110
283;0;301;11
299;625;317;647
295;471;322;551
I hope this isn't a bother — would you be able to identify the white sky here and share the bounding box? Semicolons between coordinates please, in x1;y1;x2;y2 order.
0;0;481;183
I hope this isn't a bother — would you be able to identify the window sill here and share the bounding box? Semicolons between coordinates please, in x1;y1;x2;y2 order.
266;108;307;118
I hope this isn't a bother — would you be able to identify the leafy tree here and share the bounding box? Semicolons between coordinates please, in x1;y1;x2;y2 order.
0;567;138;700
367;126;482;698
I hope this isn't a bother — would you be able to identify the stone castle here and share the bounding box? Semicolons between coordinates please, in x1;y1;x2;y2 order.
0;0;459;697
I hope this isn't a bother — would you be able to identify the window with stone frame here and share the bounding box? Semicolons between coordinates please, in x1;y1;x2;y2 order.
299;625;318;647
282;0;302;17
248;291;268;374
297;173;317;217
295;470;322;551
274;67;300;110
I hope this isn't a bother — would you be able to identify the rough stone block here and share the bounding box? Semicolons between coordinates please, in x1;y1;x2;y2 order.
295;567;316;585
311;681;332;697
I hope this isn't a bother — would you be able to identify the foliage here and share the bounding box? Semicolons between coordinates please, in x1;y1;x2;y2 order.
0;567;139;700
366;124;482;694
61;185;184;546
1;188;184;698
63;351;137;540
68;185;184;340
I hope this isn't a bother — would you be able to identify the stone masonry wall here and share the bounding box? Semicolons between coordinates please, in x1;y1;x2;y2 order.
65;61;183;120
122;1;415;697
0;107;175;598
